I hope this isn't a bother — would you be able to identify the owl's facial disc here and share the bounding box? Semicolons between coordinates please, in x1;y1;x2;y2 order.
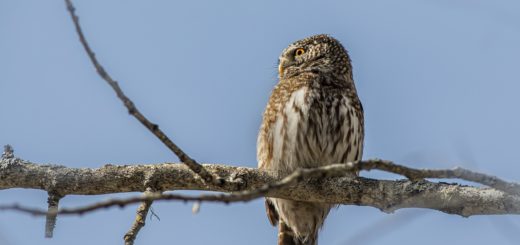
278;47;305;78
278;46;321;79
278;34;351;80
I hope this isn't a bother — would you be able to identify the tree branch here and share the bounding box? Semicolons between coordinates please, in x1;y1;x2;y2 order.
123;188;156;245
356;160;520;196
44;192;62;238
63;0;216;184
1;157;519;218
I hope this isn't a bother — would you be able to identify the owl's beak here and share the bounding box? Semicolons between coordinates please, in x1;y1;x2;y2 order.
278;57;289;78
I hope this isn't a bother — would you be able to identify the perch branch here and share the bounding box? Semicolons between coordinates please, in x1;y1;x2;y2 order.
1;157;519;218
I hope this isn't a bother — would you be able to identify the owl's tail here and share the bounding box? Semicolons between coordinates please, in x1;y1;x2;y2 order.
278;221;317;245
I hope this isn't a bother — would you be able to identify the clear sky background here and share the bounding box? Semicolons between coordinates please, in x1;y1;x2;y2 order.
1;0;520;244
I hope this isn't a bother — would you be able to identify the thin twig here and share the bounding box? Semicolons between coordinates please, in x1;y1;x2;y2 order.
149;207;160;221
62;0;215;184
124;189;156;245
44;193;62;238
355;159;520;196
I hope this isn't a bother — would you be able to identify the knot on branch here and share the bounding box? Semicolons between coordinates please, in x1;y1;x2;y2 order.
2;145;14;159
226;171;247;191
0;149;27;171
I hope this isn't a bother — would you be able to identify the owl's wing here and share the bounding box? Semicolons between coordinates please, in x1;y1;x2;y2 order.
265;198;279;226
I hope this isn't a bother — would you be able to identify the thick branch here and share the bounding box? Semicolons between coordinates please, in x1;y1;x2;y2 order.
1;157;519;217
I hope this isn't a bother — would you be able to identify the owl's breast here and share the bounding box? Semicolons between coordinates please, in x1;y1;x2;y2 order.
257;86;310;173
270;87;309;174
257;85;364;176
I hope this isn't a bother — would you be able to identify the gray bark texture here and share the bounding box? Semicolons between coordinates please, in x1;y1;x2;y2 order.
1;157;519;217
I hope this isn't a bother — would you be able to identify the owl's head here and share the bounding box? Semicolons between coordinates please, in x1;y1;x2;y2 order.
278;34;352;80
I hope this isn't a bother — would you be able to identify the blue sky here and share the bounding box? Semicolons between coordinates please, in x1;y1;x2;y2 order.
1;0;520;244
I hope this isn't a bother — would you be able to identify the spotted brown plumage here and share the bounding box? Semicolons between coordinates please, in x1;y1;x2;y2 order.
257;34;364;245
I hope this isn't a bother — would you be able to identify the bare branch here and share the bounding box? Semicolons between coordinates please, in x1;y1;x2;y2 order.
62;0;215;184
355;159;520;196
124;189;156;245
44;193;62;238
1;157;519;217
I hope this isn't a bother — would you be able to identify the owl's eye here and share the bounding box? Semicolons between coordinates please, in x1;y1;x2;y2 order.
294;48;305;56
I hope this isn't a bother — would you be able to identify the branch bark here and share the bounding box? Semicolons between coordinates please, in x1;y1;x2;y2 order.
44;193;62;238
123;188;156;245
1;157;519;218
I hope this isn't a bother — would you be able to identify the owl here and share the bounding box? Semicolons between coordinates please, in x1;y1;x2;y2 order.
257;34;364;245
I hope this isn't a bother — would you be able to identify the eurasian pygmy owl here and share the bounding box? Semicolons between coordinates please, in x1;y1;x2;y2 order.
257;34;364;245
